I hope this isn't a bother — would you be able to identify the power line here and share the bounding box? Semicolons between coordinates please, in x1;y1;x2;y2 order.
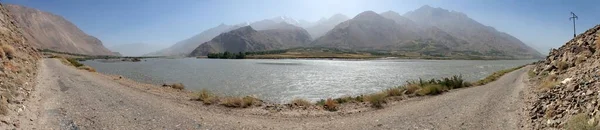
569;12;578;38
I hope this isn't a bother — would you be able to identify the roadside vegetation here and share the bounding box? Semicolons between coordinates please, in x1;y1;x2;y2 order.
473;65;526;85
49;55;97;72
190;65;526;110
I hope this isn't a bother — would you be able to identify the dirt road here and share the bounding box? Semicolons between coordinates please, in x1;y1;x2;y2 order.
23;59;530;129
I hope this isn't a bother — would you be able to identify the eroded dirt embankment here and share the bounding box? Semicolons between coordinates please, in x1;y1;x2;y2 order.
0;3;40;129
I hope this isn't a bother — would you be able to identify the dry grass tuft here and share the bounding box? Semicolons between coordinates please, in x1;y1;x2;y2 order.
386;88;403;97
539;75;558;90
323;98;338;111
242;96;260;107
170;83;185;90
291;98;312;107
557;61;569;71
197;89;218;105
0;47;5;59
0;95;8;115
404;84;420;95
565;113;598;130
366;93;387;108
576;56;587;65
77;65;96;72
220;97;244;108
416;84;445;96
1;44;15;59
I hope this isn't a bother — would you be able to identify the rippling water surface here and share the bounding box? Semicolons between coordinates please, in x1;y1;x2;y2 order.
83;58;536;103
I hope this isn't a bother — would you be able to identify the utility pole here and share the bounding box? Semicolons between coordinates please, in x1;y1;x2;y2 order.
569;12;578;38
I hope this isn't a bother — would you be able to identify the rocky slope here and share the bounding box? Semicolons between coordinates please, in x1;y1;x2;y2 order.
189;25;311;56
404;5;542;59
0;3;40;128
312;11;419;50
529;25;600;129
5;4;114;56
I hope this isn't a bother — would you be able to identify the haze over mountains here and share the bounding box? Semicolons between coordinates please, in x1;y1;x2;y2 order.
108;43;168;56
5;4;116;56
3;3;541;59
149;15;347;56
184;5;541;59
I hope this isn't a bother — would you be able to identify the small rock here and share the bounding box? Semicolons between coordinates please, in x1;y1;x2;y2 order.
561;78;573;84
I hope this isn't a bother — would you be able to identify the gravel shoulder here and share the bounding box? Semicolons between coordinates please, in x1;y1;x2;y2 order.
23;59;531;129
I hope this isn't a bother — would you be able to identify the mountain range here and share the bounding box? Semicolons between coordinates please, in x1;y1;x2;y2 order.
189;23;311;56
4;3;541;59
149;15;347;56
5;4;116;56
184;5;542;59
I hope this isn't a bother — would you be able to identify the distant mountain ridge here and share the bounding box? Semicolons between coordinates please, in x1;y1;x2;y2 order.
150;14;349;56
146;23;246;56
403;5;541;58
6;4;116;56
189;25;311;56
164;5;541;59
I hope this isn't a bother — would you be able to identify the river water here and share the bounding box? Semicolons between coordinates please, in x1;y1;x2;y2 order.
83;58;536;103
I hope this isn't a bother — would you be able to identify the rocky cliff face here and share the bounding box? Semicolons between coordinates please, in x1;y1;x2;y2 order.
0;3;40;128
6;4;115;56
529;25;600;129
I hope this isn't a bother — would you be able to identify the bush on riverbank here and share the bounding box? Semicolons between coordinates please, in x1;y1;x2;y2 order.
291;98;312;107
207;51;245;59
197;89;218;105
66;58;84;67
323;98;338;111
366;93;387;108
220;96;260;108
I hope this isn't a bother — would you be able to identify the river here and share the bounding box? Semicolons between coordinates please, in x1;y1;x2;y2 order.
83;58;536;103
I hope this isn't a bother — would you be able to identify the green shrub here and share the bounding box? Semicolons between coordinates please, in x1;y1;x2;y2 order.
354;95;364;102
334;96;353;104
316;99;326;106
366;93;387;108
66;58;84;67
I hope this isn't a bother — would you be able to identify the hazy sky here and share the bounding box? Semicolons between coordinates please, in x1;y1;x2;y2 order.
3;0;599;54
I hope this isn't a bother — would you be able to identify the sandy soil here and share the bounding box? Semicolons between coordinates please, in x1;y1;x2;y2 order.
19;59;531;129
